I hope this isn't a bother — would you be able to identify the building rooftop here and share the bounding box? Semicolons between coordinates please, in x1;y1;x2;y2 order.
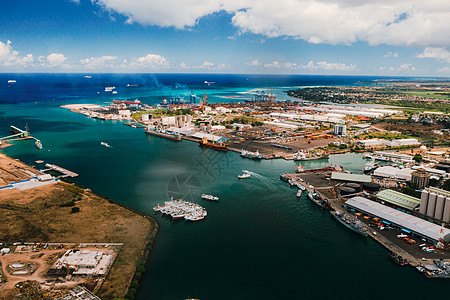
346;196;450;242
331;172;372;183
376;189;421;210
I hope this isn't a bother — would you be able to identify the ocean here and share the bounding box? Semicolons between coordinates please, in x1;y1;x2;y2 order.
0;74;446;300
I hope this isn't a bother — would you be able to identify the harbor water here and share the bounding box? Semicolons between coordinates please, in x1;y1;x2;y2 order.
0;74;447;299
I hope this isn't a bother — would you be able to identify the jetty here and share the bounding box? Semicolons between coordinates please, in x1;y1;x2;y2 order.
44;164;79;178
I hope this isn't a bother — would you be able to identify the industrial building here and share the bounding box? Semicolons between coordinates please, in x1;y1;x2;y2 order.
345;196;450;243
376;189;421;210
419;187;450;223
333;124;346;136
331;172;372;183
51;249;114;277
411;169;430;189
373;166;413;181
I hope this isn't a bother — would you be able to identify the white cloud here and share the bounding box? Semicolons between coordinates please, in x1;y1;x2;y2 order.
302;60;357;71
80;55;117;69
384;52;398;58
379;63;415;72
134;54;168;67
195;61;214;69
0;40;33;67
46;53;67;66
92;0;450;47
247;59;261;66
417;47;450;63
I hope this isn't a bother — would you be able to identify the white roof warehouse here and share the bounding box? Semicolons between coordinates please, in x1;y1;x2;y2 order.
345;196;450;243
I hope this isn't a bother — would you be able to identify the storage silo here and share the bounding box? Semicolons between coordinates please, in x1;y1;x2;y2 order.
426;193;437;217
435;195;445;220
419;190;429;215
443;197;450;223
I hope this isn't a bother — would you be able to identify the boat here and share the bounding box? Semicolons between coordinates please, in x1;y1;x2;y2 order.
145;127;181;141
331;210;368;237
35;140;42;150
84;75;92;78
153;199;207;222
100;142;111;147
288;179;296;186
295;165;305;173
390;252;408;266
363;159;378;174
105;86;116;92
297;184;306;191
280;173;289;182
240;149;262;159
7;80;16;84
242;170;250;173
238;173;251;179
200;137;228;151
112;91;118;94
307;191;330;209
201;194;219;201
296;190;302;197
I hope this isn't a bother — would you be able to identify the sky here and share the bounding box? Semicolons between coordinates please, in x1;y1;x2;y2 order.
1;0;450;76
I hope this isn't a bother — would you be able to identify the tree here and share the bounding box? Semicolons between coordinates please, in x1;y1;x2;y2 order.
413;153;423;163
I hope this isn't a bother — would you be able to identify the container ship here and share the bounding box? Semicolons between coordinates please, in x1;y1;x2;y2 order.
199;137;228;151
145;127;181;141
307;191;330;209
331;210;368;237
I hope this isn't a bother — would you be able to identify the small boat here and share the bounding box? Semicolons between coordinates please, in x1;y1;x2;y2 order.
112;91;118;94
390;252;408;266
201;194;219;201
280;173;289;182
298;184;306;191
238;173;251;179
100;142;111;147
296;190;302;198
242;170;250;173
288;179;296;186
8;80;16;84
35;140;42;149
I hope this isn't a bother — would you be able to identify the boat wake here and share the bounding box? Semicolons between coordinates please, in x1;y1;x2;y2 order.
243;171;282;193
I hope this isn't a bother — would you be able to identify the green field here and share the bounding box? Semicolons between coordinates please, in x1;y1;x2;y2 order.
400;90;450;100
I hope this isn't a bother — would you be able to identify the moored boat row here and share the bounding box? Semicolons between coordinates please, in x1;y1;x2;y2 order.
153;199;207;221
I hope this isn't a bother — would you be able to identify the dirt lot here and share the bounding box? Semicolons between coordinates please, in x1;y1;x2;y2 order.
0;155;157;299
372;121;446;140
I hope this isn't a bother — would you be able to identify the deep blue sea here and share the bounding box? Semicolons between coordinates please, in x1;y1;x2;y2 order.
1;74;447;300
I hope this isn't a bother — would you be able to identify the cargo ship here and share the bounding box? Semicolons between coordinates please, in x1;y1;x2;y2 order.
331;210;368;237
199;137;228;151
145;127;181;141
307;191;330;209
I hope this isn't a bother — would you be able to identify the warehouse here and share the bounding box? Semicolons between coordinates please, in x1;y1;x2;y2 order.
373;166;413;180
345;196;450;243
376;189;421;210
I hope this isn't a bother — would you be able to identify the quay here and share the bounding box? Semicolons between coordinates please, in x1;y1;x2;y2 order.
282;169;450;274
44;163;79;178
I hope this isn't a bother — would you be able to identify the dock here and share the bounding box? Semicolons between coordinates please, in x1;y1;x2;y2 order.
44;164;78;178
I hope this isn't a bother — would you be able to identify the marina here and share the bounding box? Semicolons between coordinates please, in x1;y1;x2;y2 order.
153;199;207;221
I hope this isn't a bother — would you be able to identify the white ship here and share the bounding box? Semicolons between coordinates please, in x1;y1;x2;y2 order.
105;86;116;92
238;173;251;179
202;194;219;201
240;149;262;159
100;142;111;147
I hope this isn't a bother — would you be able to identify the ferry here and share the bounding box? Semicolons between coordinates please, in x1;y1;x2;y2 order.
35;140;43;150
307;191;330;209
331;210;368;237
240;149;262;159
100;142;111;147
200;137;228;151
238;173;251;179
145;126;181;141
202;194;219;201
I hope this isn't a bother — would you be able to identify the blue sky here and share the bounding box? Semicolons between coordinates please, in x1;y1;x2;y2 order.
1;0;449;76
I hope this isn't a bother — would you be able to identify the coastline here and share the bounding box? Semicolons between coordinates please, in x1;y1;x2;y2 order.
0;152;159;299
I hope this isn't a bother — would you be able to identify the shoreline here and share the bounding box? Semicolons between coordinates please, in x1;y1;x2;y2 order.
0;152;159;299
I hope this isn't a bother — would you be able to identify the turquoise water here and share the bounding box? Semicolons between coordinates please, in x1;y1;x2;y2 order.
1;74;448;300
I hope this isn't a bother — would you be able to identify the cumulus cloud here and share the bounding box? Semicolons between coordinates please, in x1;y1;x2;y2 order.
92;0;450;47
417;47;450;63
134;54;168;67
195;61;214;69
302;60;357;71
0;40;33;67
380;63;415;72
80;55;117;69
384;52;399;58
247;59;261;66
46;53;67;66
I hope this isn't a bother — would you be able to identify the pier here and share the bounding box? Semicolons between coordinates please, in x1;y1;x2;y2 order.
44;164;78;178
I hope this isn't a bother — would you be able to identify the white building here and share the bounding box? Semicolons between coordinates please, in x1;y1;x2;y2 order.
53;249;113;276
334;124;346;136
373;166;413;180
357;138;383;147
